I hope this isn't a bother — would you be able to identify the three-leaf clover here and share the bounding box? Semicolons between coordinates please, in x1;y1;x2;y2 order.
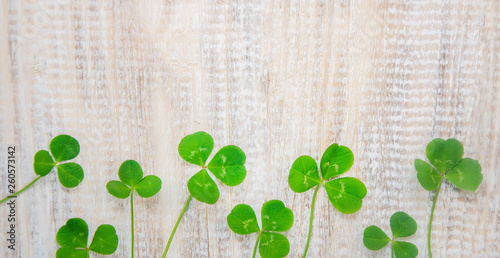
106;160;162;199
163;131;247;257
288;143;367;257
363;212;418;258
414;138;482;257
56;218;118;257
1;134;84;205
227;200;294;258
35;134;84;187
178;131;246;204
106;160;162;258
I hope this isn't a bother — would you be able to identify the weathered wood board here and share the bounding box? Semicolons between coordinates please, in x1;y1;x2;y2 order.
1;0;499;257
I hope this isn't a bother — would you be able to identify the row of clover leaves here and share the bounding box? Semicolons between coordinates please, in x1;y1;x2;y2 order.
0;134;483;257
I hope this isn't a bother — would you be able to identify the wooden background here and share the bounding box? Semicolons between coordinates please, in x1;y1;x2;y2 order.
1;0;499;257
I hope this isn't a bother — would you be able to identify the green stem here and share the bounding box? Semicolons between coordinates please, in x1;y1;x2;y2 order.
391;240;395;258
252;233;261;258
163;194;193;258
303;185;320;258
428;180;443;258
0;175;43;204
131;192;134;258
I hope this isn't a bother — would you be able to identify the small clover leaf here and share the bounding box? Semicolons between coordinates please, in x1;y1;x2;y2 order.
1;134;84;205
363;212;418;258
415;138;483;257
208;145;246;186
259;232;290;258
227;204;260;235
416;138;483;192
288;155;321;193
89;224;120;255
445;158;483;191
390;211;418;238
56;218;118;257
163;132;248;257
227;200;293;258
106;160;162;199
425;138;463;174
187;169;220;204
324;177;367;214
50;134;80;162
178;131;214;166
34;135;84;188
179;131;247;204
289;144;365;213
106;181;132;199
135;175;163;198
33;150;55;176
261;200;293;232
363;225;391;250
288;144;366;257
320;144;354;180
414;159;441;191
106;160;162;257
57;162;85;188
393;241;419;258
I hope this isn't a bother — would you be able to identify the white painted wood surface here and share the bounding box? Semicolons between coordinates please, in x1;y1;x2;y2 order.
1;0;499;257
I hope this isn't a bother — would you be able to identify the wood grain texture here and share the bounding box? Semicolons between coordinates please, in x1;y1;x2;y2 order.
0;0;499;257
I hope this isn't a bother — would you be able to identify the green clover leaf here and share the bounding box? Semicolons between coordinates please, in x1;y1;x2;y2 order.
33;135;84;188
227;204;260;235
415;138;482;192
56;218;118;257
163;132;248;257
289;144;365;257
178;131;246;204
178;131;214;166
106;160;162;199
187;169;219;204
227;200;293;258
50;134;80;162
33;150;55;176
289;144;366;214
415;138;483;257
106;160;162;257
363;212;418;258
1;134;85;205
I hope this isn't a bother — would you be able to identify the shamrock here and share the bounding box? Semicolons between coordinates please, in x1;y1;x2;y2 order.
363;211;418;258
227;200;294;258
414;138;482;257
178;131;246;204
288;143;367;257
56;218;118;257
106;160;162;258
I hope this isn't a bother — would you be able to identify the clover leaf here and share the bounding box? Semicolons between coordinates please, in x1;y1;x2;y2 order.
1;135;84;205
414;138;482;257
163;132;247;257
56;218;118;257
106;160;162;258
288;143;366;257
227;200;293;258
363;211;418;258
178;131;247;203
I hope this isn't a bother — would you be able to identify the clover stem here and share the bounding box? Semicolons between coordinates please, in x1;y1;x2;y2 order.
428;180;443;258
0;175;43;204
252;233;261;258
131;192;134;258
163;194;193;258
302;185;320;258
